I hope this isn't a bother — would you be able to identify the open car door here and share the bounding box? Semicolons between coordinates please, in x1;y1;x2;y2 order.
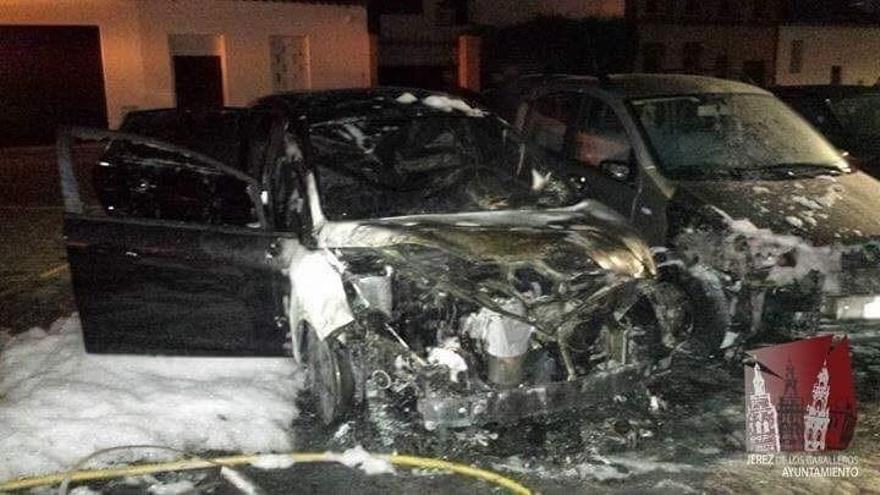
59;127;289;355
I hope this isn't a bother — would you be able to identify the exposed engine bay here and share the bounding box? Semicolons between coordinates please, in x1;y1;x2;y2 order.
284;201;705;429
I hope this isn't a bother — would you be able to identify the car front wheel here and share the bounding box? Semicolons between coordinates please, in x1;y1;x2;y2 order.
306;327;355;426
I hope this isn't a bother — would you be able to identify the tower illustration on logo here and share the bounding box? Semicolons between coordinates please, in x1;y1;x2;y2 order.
747;364;780;452
777;359;805;451
804;360;831;451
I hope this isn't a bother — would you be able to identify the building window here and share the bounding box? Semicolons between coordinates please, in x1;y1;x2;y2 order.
790;40;804;74
643;43;666;72
831;65;843;85
436;0;468;26
682;42;704;73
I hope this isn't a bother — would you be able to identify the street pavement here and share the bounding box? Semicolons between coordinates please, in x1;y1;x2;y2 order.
0;146;73;332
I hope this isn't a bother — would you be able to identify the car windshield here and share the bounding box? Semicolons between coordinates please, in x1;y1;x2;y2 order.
827;93;880;137
630;93;848;180
310;113;568;221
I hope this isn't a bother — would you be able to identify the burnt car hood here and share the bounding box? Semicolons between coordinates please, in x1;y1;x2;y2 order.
316;200;655;279
675;170;880;245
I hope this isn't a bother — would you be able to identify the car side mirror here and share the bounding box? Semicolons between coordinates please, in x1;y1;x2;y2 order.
599;159;634;182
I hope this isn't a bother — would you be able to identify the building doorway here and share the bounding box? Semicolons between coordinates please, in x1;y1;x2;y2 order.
169;34;225;109
173;56;224;109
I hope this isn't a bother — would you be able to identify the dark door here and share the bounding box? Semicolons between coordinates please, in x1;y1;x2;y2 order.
0;25;108;147
61;129;289;356
173;55;224;109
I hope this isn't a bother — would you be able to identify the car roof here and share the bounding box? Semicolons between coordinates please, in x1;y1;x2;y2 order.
254;87;483;124
526;73;771;99
770;85;880;99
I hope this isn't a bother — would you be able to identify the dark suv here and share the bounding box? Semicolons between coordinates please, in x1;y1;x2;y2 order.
511;74;880;339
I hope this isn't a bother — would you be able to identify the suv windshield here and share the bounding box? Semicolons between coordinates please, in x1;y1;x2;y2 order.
310;114;567;221
631;93;847;180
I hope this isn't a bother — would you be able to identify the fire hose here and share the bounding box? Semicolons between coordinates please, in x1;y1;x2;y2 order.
0;447;532;494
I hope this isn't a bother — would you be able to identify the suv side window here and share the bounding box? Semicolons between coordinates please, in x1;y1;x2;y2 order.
571;96;633;170
523;92;582;154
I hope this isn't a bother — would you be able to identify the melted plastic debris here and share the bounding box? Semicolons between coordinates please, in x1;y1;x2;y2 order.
420;95;486;117
328;445;395;475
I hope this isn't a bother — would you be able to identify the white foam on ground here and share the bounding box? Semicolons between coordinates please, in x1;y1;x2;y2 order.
0;315;303;480
328;445;395;475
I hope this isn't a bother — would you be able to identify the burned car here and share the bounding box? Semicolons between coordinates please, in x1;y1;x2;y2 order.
60;89;710;429
510;74;880;340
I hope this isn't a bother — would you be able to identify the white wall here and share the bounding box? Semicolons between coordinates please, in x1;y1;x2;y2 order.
776;25;880;86
136;0;370;110
0;0;370;127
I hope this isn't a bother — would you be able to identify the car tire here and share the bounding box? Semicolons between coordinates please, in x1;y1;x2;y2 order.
305;327;355;426
653;264;730;358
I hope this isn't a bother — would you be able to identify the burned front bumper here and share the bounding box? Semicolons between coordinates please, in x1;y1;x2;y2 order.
416;365;643;430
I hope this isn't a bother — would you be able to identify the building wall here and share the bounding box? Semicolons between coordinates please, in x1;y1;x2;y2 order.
378;0;624;67
0;0;369;127
776;25;880;85
637;23;778;83
629;0;782;85
470;0;624;26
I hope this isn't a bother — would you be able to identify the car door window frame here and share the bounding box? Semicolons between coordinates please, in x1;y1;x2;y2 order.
59;126;269;232
523;91;585;157
569;94;638;183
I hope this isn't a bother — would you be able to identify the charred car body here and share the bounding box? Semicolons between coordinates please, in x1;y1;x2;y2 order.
508;74;880;340
60;89;711;429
